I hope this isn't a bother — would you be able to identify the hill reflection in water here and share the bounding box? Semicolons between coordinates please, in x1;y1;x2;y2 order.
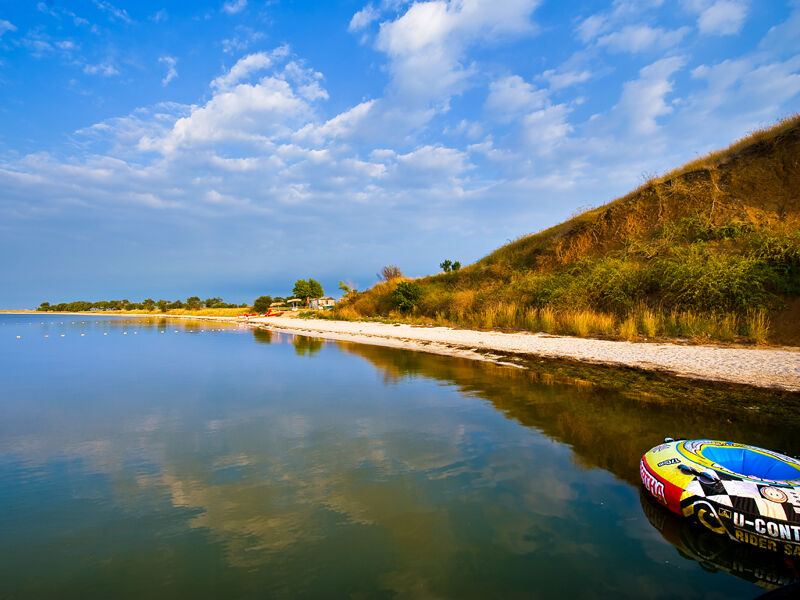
334;339;800;486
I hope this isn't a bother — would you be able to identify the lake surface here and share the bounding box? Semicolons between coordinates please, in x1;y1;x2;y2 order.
2;314;800;599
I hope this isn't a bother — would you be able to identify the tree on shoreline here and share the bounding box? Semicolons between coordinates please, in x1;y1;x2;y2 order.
252;296;273;313
292;279;324;305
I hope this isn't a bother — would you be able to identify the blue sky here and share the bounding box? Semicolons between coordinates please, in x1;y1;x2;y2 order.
1;0;798;307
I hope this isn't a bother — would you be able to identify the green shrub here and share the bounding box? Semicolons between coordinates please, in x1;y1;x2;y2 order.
392;281;422;311
654;244;774;312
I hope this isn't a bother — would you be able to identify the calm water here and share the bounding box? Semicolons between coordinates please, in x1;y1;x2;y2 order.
2;314;800;599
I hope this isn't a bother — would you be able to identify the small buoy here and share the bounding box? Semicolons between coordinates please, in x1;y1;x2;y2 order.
133;331;138;335
60;334;65;337
104;332;108;336
44;334;48;338
80;333;85;337
160;330;164;333
16;335;20;339
174;330;178;333
123;332;127;335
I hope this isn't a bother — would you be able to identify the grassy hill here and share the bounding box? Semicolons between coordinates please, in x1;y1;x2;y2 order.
333;114;800;345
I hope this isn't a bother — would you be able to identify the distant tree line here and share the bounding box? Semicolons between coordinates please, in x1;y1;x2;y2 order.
37;297;248;312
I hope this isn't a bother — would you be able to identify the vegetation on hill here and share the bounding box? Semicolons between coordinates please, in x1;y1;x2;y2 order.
331;114;800;345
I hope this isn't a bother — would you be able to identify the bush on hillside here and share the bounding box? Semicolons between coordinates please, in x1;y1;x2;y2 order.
393;281;422;311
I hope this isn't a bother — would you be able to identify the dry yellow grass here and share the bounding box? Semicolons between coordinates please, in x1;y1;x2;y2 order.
746;310;770;345
560;310;591;337
619;316;638;340
638;307;659;338
539;308;557;333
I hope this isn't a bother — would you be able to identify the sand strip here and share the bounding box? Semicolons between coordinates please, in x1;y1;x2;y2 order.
237;315;800;392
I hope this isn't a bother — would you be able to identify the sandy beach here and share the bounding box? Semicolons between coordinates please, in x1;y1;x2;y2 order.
223;314;800;392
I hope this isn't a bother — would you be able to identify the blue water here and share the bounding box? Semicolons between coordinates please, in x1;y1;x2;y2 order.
0;314;795;598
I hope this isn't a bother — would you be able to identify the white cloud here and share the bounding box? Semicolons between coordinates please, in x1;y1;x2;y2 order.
211;48;288;91
689;55;800;121
485;75;546;120
576;0;667;43
294;101;376;145
542;69;592;90
684;0;748;36
597;24;689;53
349;4;380;32
141;52;325;155
697;0;747;35
576;14;608;43
0;19;17;38
159;56;178;86
521;104;572;150
92;0;133;24
615;55;686;134
143;77;309;153
222;0;247;15
222;27;266;54
21;32;54;58
375;0;540;102
82;62;119;76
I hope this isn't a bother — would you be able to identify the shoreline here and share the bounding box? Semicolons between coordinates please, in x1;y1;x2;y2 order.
9;311;800;392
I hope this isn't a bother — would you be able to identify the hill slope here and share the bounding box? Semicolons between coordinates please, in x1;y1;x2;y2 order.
336;114;800;345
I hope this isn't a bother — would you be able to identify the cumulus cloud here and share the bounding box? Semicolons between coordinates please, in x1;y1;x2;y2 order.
141;78;311;154
375;0;540;102
139;50;327;155
349;4;380;32
615;55;686;134
211;49;287;91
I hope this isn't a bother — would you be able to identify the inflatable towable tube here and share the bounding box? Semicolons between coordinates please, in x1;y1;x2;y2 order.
640;439;800;556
